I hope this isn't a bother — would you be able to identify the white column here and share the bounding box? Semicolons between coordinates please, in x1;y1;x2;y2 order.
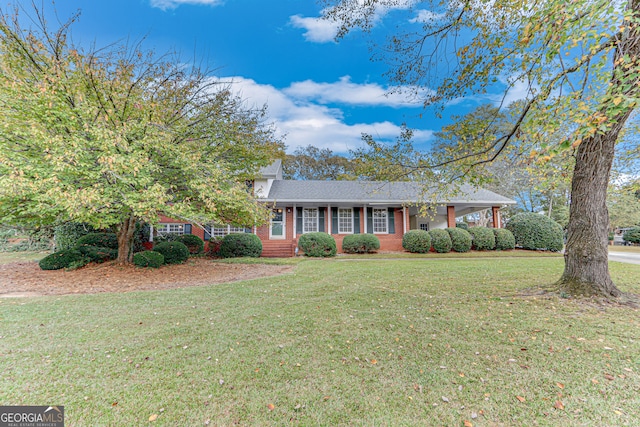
403;206;407;234
327;204;332;234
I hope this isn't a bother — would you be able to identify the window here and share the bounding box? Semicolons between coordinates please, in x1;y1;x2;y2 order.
338;208;353;234
157;223;184;235
419;223;429;231
211;225;246;237
372;208;388;233
303;208;318;233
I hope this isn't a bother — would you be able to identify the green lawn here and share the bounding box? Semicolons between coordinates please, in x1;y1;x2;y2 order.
1;257;639;426
0;251;49;264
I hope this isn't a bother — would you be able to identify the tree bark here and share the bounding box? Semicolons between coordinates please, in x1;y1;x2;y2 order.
557;0;640;297
116;214;137;265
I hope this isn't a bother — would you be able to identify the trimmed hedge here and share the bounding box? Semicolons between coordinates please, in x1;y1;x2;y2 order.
176;234;204;255
153;241;190;264
76;232;119;250
494;228;516;250
39;249;88;271
54;222;95;250
219;233;263;258
298;232;337;257
205;237;224;258
402;230;431;253
77;245;117;263
133;251;165;268
468;226;496;251
505;212;564;251
623;227;640;244
342;234;380;254
428;229;452;253
455;222;469;231
446;227;472;252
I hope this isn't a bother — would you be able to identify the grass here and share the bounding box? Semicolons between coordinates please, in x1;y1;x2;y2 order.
609;245;640;254
0;250;49;264
1;257;639;426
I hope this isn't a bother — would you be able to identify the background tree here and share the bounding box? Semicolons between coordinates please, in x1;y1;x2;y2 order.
283;145;354;180
324;0;640;298
0;5;284;264
608;179;640;230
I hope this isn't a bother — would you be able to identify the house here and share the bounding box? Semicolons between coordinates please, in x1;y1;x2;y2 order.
154;160;516;257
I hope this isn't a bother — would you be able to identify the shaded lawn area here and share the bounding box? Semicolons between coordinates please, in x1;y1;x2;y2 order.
1;257;639;426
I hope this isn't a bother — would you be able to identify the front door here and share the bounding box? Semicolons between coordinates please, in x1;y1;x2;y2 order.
270;208;285;239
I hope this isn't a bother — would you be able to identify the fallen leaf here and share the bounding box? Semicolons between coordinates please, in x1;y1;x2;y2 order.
149;414;158;422
442;396;450;402
591;379;599;384
556;382;565;389
554;400;565;410
516;396;526;403
371;359;377;365
464;421;473;427
604;374;615;381
267;403;275;411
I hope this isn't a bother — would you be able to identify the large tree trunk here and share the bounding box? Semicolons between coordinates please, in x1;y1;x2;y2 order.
116;214;137;265
557;0;639;297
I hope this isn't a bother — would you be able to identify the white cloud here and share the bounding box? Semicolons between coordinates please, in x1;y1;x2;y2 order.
289;15;340;43
217;76;433;154
409;9;446;23
150;0;223;11
284;76;427;108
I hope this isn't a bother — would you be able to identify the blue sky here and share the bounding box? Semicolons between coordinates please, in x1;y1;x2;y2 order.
25;0;520;154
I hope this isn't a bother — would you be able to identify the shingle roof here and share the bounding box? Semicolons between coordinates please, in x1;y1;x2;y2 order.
264;180;515;205
258;159;282;178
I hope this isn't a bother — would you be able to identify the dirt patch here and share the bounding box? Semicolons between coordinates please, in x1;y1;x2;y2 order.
0;258;294;297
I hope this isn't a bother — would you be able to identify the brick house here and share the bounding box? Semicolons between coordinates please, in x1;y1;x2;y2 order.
153;160;516;257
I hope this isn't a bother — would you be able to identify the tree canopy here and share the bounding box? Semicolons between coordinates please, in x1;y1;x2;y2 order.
0;5;284;263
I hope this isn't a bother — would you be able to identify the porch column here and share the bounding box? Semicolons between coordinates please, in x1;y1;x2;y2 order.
327;204;332;234
293;204;297;236
492;206;501;228
447;205;456;228
403;206;407;234
149;225;154;242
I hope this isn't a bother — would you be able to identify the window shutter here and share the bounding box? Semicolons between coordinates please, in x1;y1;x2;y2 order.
388;208;395;234
332;208;338;234
296;207;303;235
354;208;361;234
203;225;211;241
319;208;325;232
184;224;192;234
367;208;373;233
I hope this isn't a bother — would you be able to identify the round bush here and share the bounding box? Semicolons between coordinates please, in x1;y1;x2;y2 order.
54;222;95;250
342;234;380;254
176;234;204;255
133;251;165;268
76;232;119;250
468;226;496;251
205;237;224;258
623;227;640;244
39;249;88;271
493;228;516;250
446;227;472;252
298;232;337;257
428;229;452;253
455;222;469;231
505;212;564;251
402;230;432;253
77;245;117;263
219;233;263;258
153;241;190;264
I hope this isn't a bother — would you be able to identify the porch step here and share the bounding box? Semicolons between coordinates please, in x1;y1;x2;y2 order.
261;241;296;258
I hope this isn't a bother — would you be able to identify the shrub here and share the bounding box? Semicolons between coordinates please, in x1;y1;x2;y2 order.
153;241;190;264
493;228;516;250
133;251;165;268
77;245;117;263
623;227;640;244
298;232;337;257
446;227;472;252
455;222;469;231
505;212;564;251
205;237;224;258
76;232;119;250
219;233;263;258
428;229;452;253
402;230;432;253
468;226;496;250
54;222;95;250
176;234;204;255
342;234;380;254
39;249;88;271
